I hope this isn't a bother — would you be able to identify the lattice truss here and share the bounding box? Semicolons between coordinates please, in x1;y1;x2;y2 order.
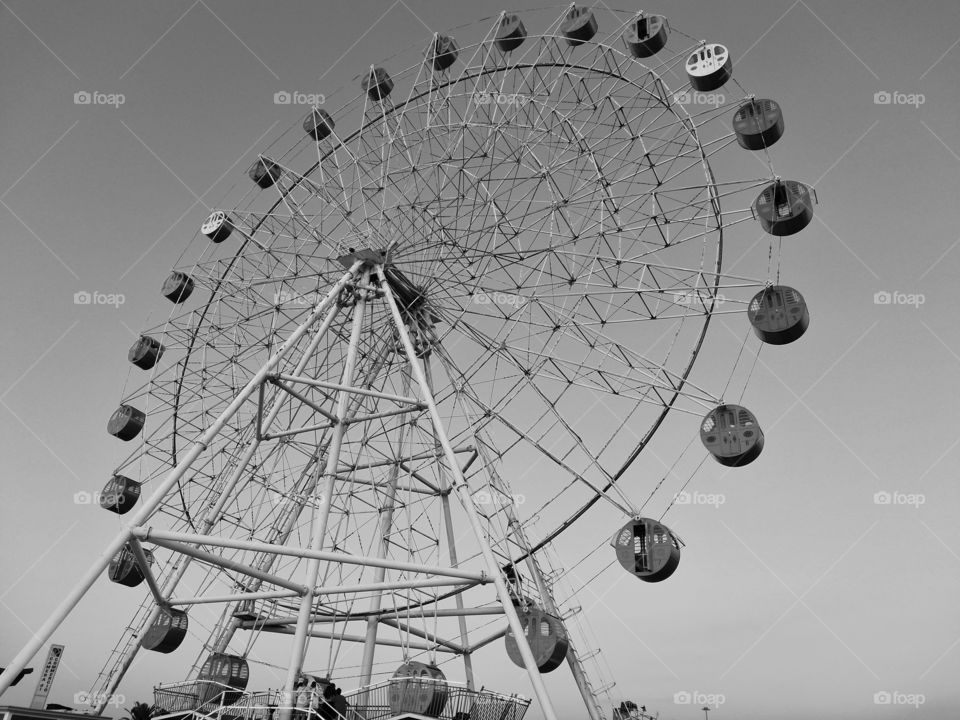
89;6;787;702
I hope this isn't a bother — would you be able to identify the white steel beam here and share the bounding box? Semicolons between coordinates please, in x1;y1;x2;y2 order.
171;577;474;607
128;538;166;609
425;358;476;689
0;261;363;698
241;606;504;628
359;370;412;686
273;374;421;405
131;529;486;582
339;445;474;473
170;590;301;606
377;264;560;720
147;537;307;594
279;272;369;720
378;617;465;654
97;288;344;710
263;626;457;654
466;626;511;653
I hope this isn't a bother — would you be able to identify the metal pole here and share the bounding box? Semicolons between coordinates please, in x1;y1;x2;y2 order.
424;358;475;689
278;270;368;720
127;539;166;609
206;337;395;662
100;295;352;699
175;577;472;606
170;590;301;606
465;626;510;653
0;261;362;698
266;627;456;654
129;529;485;581
524;548;604;720
144;538;308;593
377;618;465;654
445;368;602;718
358;368;411;686
377;265;560;720
94;300;345;711
206;450;327;661
241;606;504;628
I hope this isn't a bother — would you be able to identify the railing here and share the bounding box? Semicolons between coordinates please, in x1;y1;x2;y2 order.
344;678;531;720
154;680;255;717
209;691;277;720
154;678;531;720
154;680;202;714
612;708;657;720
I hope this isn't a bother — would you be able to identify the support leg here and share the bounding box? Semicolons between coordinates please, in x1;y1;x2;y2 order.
425;359;475;690
0;262;362;698
358;367;411;686
278;271;369;720
378;265;559;720
444;357;605;720
94;299;347;711
208;338;395;667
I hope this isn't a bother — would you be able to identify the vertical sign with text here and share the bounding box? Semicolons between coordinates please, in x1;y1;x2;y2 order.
29;645;65;709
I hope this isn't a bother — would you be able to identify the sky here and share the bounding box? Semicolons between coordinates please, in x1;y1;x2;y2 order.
1;1;960;720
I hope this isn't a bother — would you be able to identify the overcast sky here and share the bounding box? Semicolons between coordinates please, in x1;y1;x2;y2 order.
1;2;959;720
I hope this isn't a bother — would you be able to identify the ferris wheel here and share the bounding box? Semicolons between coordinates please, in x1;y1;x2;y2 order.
0;7;815;720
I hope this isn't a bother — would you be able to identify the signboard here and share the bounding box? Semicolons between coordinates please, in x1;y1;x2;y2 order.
29;645;65;709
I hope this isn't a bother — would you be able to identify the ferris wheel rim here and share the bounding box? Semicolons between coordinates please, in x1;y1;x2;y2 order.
147;22;735;563
161;118;724;564
55;9;819;714
102;5;781;652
